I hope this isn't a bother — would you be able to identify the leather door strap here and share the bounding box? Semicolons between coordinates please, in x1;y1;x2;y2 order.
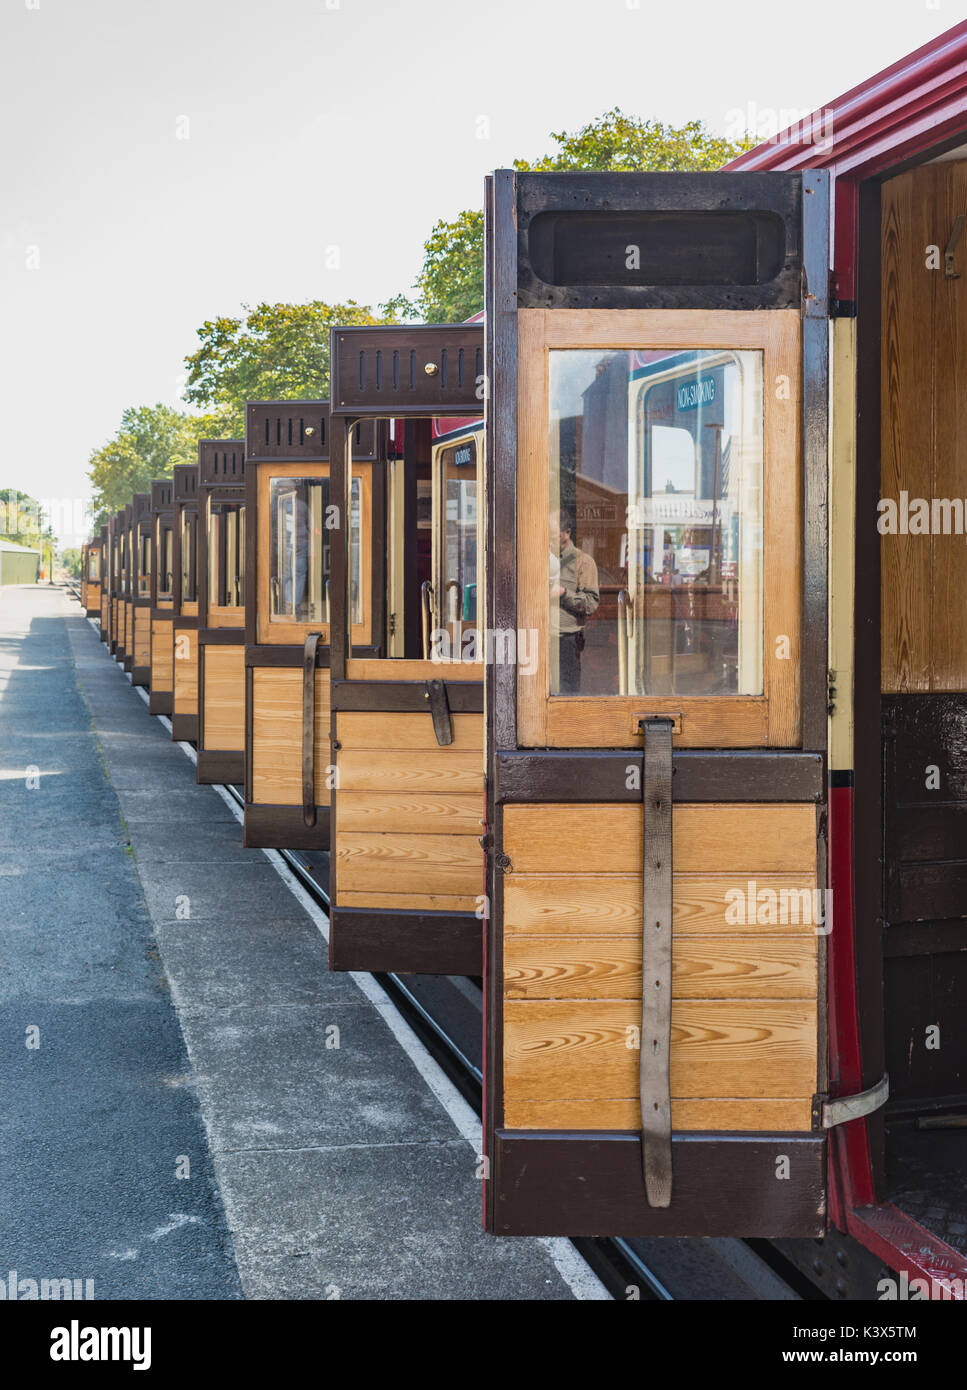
424;678;453;746
302;632;321;827
639;716;674;1209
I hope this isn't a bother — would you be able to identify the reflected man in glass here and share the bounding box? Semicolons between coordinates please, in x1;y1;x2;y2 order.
549;509;599;694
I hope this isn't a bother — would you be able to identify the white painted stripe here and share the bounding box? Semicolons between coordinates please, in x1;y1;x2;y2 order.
132;648;611;1300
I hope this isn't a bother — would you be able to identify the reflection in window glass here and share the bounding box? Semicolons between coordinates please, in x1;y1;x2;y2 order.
269;477;330;624
349;477;362;627
181;512;197;603
211;502;244;607
158;527;173;596
548;348;763;698
88;551;100;581
443;441;478;644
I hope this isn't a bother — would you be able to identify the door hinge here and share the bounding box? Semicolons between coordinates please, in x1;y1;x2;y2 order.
827;668;837;716
822;1073;889;1128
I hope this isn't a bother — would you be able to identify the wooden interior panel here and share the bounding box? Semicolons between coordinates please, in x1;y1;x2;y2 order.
881;162;967;692
181;600;198;618
503;803;816;875
251;667;331;805
151;618;173;690
173;626;198;712
202;644;245;750
345;658;484;682
338;890;477;912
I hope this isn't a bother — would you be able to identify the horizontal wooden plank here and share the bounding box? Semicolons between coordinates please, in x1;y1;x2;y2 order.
503;804;816;875
337;711;483;751
335;790;484;835
503;999;818;1101
346;657;483;682
203;644;245;751
503;874;821;936
172;631;198;711
546;696;770;749
337;749;483;793
207;605;245;628
504;936;817;1000
151;620;173;689
337;890;479;912
503;1097;814;1132
336;832;483;896
251;667;331;806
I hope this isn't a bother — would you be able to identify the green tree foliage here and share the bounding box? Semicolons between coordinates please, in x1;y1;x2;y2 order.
0;487;48;546
183;300;389;418
385;210;484;324
87;404;231;523
513;108;754;173
60;547;83;579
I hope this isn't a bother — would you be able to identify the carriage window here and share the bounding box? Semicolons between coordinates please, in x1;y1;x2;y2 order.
349;476;362;627
211;502;244;607
269;477;330;624
138;536;152;596
158;528;173;597
442;442;479;647
181;512;197;603
88;551;100;581
548;348;763;698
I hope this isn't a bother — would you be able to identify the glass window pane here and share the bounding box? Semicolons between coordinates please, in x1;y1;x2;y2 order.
349;477;362;627
181;513;197;602
214;503;244;607
269;477;330;624
442;439;479;648
548;348;763;698
138;536;151;595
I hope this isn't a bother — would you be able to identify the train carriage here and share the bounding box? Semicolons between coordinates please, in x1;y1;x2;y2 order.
130;492;154;687
171;462;201;742
148;478;175;713
326;323;486;974
196;441;247;784
242;402;380;849
85;539;102;617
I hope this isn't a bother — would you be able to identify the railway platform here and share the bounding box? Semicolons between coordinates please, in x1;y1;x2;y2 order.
0;584;605;1300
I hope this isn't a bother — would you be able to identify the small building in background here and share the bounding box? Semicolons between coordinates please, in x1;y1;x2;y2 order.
0;539;41;586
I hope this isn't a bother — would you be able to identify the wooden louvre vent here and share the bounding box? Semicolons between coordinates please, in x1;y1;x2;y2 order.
330;324;484;416
173;465;198;500
150;479;173;513
199;440;246;486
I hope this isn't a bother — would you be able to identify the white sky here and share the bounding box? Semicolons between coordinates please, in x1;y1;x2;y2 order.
0;0;958;542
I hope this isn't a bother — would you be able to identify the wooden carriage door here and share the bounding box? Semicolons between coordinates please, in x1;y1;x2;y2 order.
881;162;967;1117
486;169;831;1236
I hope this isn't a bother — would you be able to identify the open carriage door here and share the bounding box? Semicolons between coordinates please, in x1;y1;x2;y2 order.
328;323;485;974
485;169;831;1236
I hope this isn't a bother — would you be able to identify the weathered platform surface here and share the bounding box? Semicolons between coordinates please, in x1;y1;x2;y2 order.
1;585;603;1299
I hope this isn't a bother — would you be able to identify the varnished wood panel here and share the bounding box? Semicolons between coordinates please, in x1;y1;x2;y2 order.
504;873;819;935
202;644;245;750
134;609;151;666
503;803;816;875
335;790;484;835
337;831;482;896
504;935;817;999
207;605;245;629
337;749;483;794
345;658;483;682
151;618;173;690
338;889;479;912
173;626;198;712
504;999;817;1100
504;1097;813;1132
251;667;331;805
337;711;483;751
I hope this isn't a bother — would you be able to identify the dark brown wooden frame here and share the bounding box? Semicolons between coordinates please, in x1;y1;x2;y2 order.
196;442;246;784
242;403;382;848
147;478;174;712
483;168;831;1236
328;324;485;975
170;465;201;741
